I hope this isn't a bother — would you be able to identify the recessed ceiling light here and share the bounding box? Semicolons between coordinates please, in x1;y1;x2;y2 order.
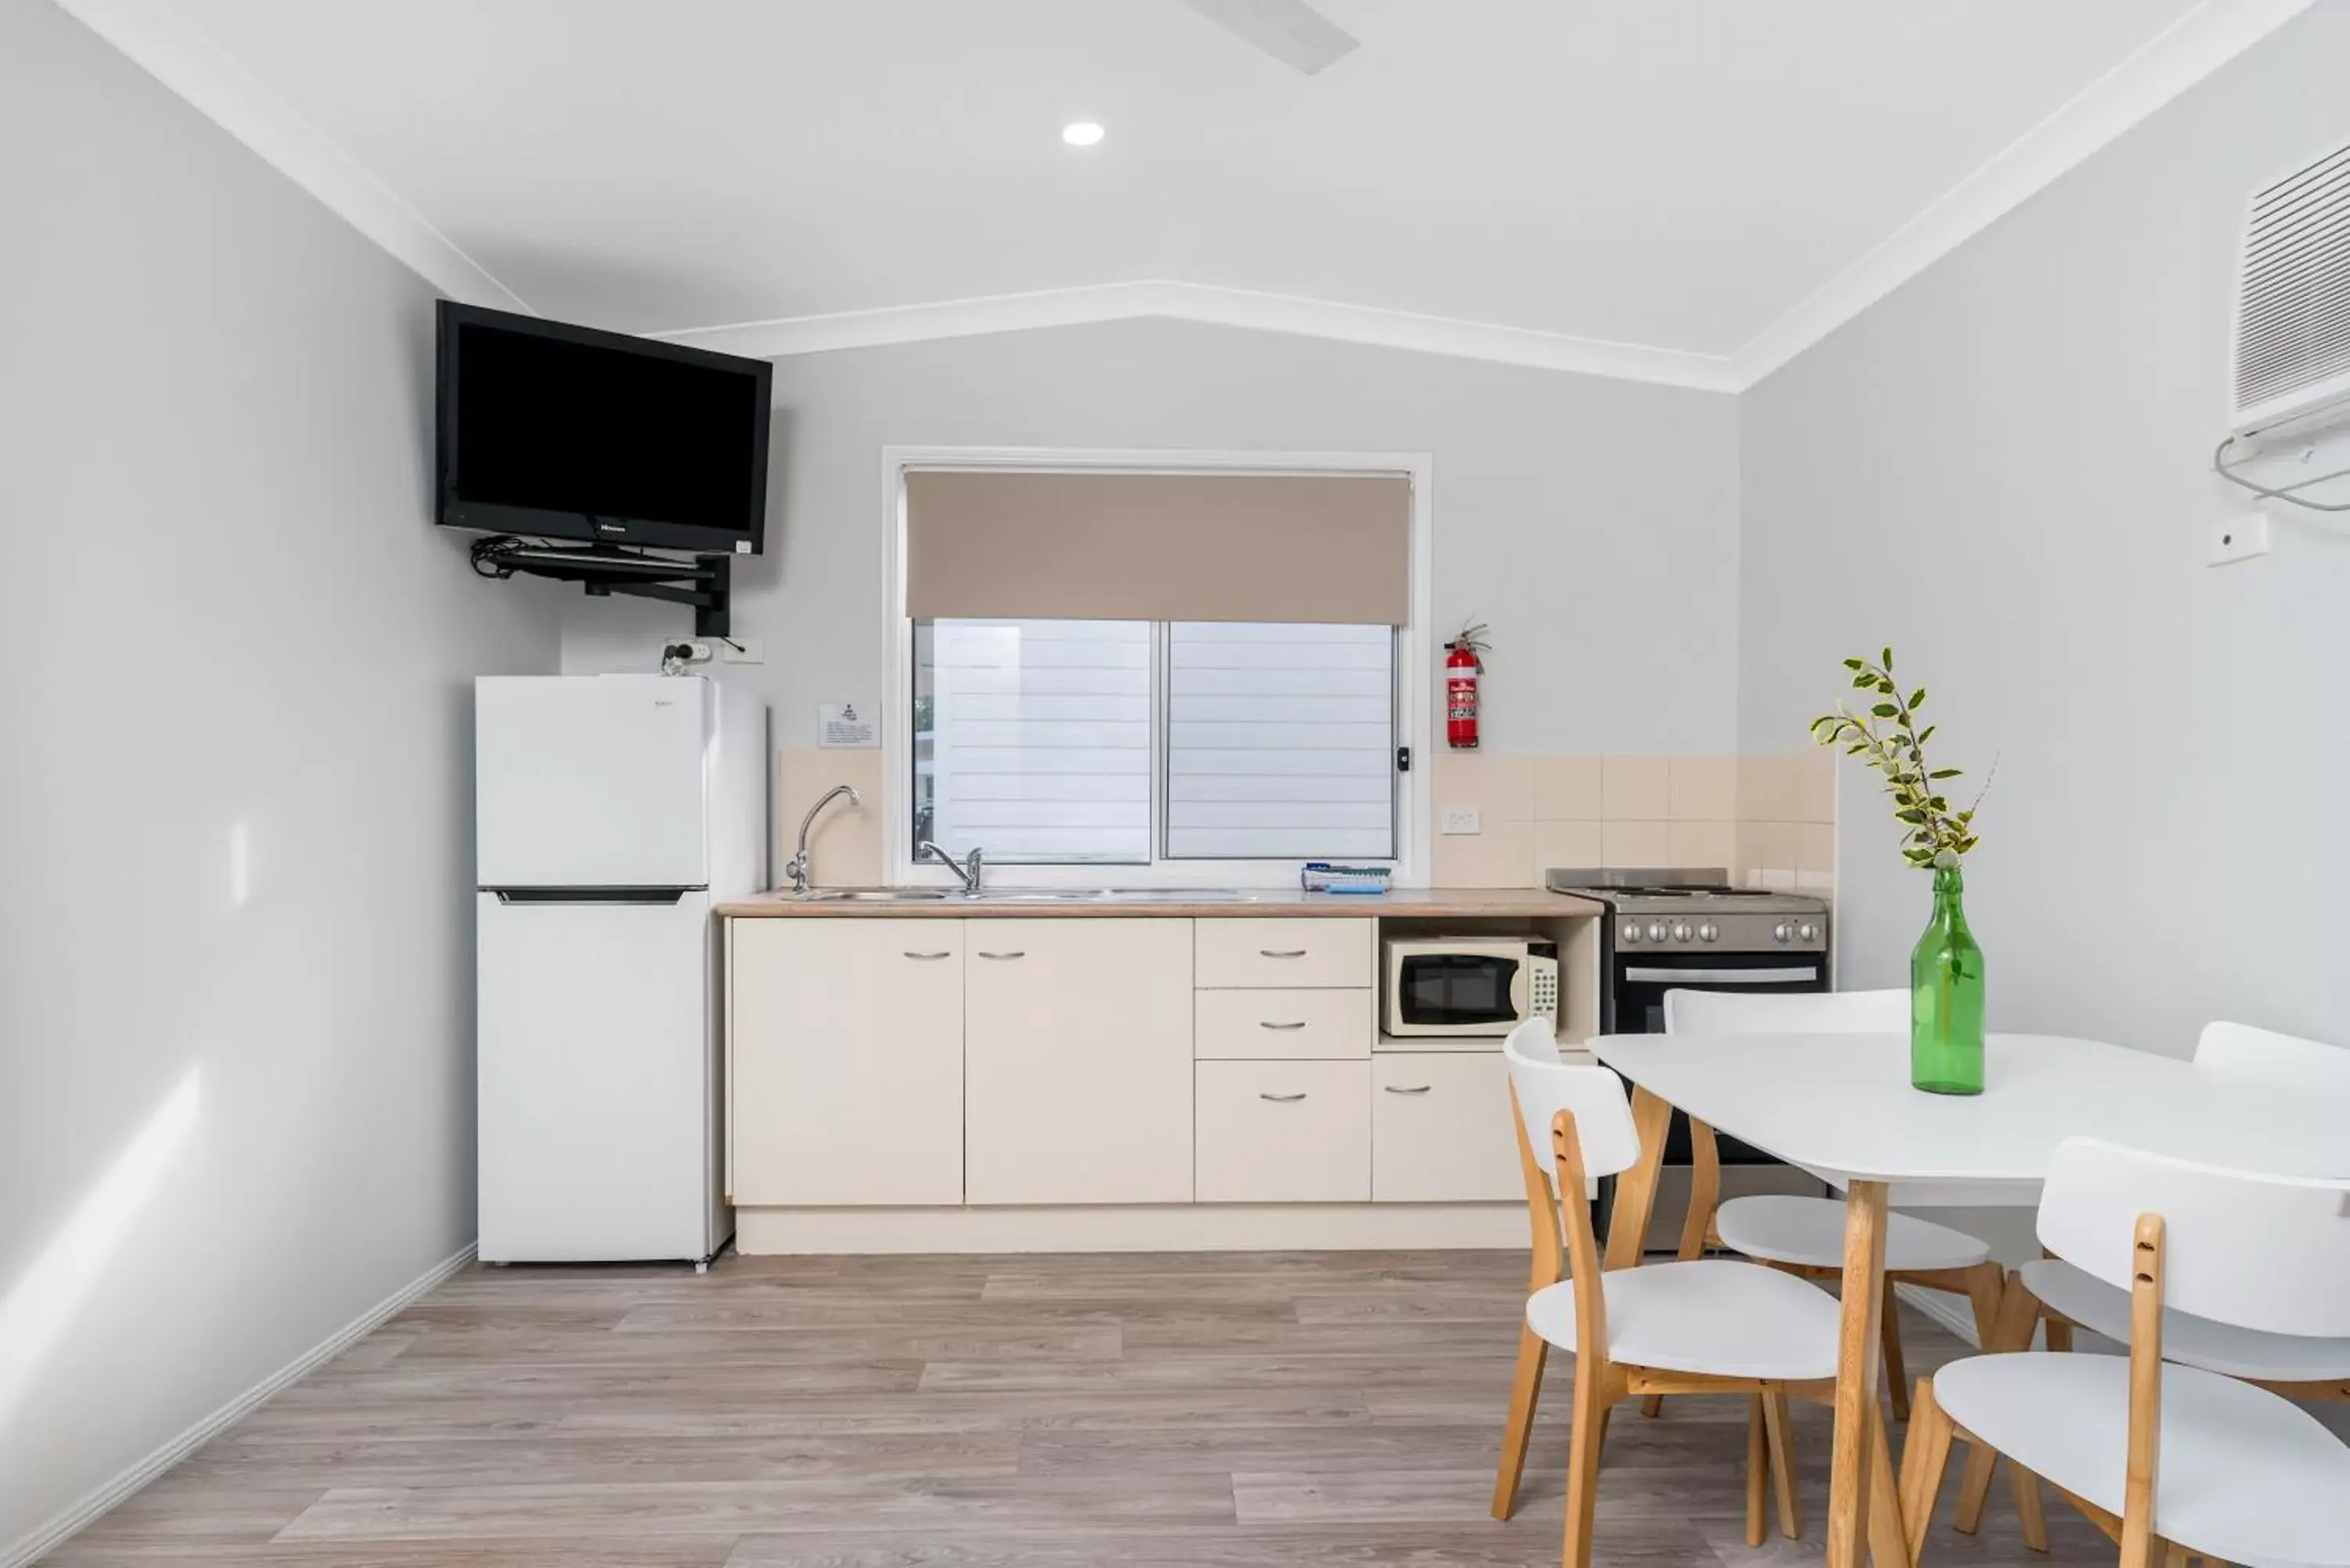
1061;121;1104;148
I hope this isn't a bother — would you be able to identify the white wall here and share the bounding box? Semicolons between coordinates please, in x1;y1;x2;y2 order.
1738;2;2350;1062
0;2;561;1557
561;316;1743;757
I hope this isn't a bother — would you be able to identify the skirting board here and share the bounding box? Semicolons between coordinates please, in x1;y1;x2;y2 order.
738;1203;1527;1254
2;1241;478;1568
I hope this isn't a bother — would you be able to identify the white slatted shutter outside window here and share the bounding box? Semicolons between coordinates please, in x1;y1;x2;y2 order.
1166;623;1396;861
919;620;1152;864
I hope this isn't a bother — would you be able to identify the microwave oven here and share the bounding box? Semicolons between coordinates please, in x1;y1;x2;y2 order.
1382;936;1560;1038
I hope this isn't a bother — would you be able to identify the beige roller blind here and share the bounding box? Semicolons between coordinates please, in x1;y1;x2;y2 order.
904;470;1409;623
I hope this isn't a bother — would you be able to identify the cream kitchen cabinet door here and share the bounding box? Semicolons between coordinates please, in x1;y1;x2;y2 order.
1370;1050;1524;1202
964;919;1194;1205
729;919;964;1206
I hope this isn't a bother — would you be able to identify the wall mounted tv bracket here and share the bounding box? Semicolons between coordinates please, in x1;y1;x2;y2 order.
468;535;732;637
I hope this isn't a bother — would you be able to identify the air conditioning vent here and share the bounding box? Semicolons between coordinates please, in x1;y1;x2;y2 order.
2232;139;2350;438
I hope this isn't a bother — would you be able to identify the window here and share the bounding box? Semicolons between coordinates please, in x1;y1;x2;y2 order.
914;619;1397;867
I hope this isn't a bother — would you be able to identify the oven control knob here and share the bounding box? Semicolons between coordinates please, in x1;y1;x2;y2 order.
1647;922;1668;944
1621;921;1642;944
1797;921;1819;943
1772;922;1793;944
1670;922;1693;944
1697;923;1719;944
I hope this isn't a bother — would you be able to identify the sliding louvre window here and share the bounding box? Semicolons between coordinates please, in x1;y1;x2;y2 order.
1166;623;1395;860
913;620;1152;864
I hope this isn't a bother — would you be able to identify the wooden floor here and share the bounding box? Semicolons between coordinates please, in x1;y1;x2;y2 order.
50;1249;2115;1566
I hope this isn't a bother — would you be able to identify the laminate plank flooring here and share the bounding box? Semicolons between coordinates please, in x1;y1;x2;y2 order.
46;1249;2114;1566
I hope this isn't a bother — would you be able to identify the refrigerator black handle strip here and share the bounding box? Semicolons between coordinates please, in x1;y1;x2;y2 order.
486;888;697;905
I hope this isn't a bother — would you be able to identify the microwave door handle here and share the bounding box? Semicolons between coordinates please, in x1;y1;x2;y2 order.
1510;963;1529;1019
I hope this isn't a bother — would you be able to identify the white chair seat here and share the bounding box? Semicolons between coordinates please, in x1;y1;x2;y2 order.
1527;1259;1842;1381
1715;1194;1992;1273
2021;1258;2350;1382
1936;1352;2350;1567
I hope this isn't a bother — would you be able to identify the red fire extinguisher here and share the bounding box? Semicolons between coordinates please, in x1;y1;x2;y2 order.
1445;620;1489;750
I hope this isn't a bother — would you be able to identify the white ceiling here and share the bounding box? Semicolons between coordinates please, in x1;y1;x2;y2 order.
88;0;2301;382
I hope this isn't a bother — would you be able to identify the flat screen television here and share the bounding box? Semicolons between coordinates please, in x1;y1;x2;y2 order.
436;302;773;555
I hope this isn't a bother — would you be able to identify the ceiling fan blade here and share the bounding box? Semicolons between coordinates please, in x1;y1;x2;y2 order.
1176;0;1360;75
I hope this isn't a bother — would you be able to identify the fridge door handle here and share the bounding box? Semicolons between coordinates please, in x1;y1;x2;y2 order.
490;889;692;905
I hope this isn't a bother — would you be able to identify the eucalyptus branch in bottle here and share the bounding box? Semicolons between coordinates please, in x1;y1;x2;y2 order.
1809;647;1980;869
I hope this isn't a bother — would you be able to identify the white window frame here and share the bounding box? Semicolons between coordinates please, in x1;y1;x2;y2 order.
880;446;1433;889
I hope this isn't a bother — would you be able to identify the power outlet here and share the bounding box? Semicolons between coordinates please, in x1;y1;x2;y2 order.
2209;511;2272;568
660;639;714;665
1441;807;1482;836
719;638;765;664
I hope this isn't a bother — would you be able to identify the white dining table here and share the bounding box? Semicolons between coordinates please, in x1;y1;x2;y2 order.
1588;1030;2350;1568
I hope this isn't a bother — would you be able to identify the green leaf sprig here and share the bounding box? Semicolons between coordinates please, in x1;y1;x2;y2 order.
1810;648;1981;869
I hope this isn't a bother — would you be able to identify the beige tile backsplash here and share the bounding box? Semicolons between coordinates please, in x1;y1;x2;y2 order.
774;742;1836;895
1430;747;1837;891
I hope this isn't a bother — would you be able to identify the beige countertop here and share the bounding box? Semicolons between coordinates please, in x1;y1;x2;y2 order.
718;886;1608;919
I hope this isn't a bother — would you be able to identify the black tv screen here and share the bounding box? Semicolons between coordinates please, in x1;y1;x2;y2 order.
437;302;772;555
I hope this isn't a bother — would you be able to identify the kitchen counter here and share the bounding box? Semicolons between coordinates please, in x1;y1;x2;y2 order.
718;886;1609;919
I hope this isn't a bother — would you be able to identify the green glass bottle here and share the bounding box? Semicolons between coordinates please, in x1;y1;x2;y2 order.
1910;862;1985;1094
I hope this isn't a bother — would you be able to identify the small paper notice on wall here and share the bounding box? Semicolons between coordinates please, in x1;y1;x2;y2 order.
818;702;878;749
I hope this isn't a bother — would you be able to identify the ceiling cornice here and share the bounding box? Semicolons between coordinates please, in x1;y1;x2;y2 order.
648;281;1741;392
56;0;530;313
1728;0;2312;387
62;0;2307;392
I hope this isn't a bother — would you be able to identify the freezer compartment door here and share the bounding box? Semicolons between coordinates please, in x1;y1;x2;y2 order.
478;891;715;1262
477;675;710;890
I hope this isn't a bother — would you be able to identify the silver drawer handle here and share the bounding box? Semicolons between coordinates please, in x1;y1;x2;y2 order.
1259;1091;1307;1103
1259;1020;1307;1031
977;951;1026;960
902;951;952;961
1260;948;1308;959
1383;1084;1432;1095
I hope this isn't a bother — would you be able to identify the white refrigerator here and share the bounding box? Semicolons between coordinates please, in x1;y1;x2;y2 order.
475;674;765;1265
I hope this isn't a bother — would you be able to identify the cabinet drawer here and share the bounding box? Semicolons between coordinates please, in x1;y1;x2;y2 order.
1195;918;1373;989
1195;988;1372;1060
1196;1060;1370;1203
1370;1052;1524;1202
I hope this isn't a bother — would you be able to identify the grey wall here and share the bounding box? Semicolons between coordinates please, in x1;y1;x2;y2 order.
0;2;561;1557
561;316;1744;756
1738;3;2350;1062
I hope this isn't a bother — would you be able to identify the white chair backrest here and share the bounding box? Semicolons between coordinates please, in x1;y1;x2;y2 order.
1503;1022;1640;1183
2195;1020;2350;1100
2037;1137;2350;1339
1664;986;1907;1035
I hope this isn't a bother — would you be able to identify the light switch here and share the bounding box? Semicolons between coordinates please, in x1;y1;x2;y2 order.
2209;511;2272;567
1441;807;1482;836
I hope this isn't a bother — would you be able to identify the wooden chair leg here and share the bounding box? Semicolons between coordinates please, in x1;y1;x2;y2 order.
1764;1386;1802;1539
1491;1324;1549;1519
1645;1117;1723;1419
1881;1277;1911;1421
1956;1266;2041;1537
2044;1316;2074;1353
1866;1404;1911;1568
1561;1360;1610;1568
1748;1395;1770;1547
1899;1377;1955;1566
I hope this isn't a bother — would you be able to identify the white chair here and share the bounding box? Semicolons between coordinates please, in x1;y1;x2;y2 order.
1489;1018;1911;1568
2022;1021;2350;1401
1661;988;2001;1422
1904;1138;2350;1568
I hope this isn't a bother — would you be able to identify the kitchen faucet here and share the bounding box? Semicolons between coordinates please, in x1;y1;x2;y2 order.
916;840;984;894
785;783;859;894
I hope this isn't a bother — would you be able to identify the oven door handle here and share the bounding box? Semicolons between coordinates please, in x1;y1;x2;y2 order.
1623;966;1821;985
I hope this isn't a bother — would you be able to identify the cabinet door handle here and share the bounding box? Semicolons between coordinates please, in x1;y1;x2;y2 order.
902;951;953;961
1258;1091;1308;1103
1260;948;1308;959
1383;1084;1432;1095
1258;1020;1307;1031
977;950;1026;961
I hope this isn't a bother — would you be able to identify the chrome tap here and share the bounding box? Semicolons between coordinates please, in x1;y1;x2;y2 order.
916;840;984;894
785;783;860;894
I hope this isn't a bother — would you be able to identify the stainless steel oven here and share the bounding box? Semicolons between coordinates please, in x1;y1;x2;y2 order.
1544;869;1835;1249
